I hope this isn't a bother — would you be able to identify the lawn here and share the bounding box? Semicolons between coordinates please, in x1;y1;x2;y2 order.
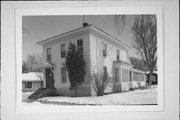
23;86;157;106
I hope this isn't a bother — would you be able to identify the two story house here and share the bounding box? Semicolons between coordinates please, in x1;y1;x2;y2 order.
36;23;146;97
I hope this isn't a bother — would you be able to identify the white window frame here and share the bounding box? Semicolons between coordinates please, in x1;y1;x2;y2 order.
47;48;52;61
121;66;129;83
25;81;33;88
102;42;107;57
61;67;67;83
60;43;66;58
77;39;83;54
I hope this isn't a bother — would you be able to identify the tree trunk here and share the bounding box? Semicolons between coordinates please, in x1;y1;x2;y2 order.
149;69;153;86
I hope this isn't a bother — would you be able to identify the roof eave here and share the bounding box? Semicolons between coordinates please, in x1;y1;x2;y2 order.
36;25;92;45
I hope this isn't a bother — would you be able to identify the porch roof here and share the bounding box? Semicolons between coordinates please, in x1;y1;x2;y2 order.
36;61;56;68
113;60;133;66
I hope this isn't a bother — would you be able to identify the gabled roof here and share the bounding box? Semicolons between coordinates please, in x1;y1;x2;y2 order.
22;72;43;82
36;24;129;50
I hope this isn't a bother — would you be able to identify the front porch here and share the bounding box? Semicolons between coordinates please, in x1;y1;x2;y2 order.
113;60;146;92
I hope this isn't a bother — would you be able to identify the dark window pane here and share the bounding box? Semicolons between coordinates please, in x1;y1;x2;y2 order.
47;48;51;61
26;82;32;88
103;43;107;57
117;49;120;60
103;66;107;74
115;68;119;82
61;67;66;83
61;44;66;58
77;39;83;54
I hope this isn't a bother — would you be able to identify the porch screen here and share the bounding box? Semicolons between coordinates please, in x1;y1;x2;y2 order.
122;68;129;82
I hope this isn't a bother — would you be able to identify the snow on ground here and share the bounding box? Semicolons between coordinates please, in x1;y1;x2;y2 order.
22;92;33;102
35;87;157;105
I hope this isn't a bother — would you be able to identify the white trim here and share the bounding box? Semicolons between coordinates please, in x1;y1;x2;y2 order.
121;66;130;83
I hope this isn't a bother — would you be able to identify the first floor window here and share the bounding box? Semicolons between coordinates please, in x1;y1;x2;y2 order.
103;66;107;75
25;82;32;88
114;68;119;82
122;68;129;82
61;67;67;83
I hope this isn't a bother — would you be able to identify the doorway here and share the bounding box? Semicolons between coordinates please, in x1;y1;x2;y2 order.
45;68;54;88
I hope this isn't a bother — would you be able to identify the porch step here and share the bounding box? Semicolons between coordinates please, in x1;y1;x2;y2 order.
28;88;55;100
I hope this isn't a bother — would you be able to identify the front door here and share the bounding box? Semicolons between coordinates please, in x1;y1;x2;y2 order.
45;68;54;88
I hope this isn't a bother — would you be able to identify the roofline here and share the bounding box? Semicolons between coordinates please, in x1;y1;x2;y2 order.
132;69;146;73
36;25;91;45
90;25;129;50
36;24;130;49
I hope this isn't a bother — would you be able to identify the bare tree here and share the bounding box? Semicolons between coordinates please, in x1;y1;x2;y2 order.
113;15;126;35
129;57;148;71
132;15;157;86
22;54;44;87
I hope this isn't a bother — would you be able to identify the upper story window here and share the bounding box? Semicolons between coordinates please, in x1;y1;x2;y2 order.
103;43;107;57
47;48;52;61
117;49;120;60
61;44;66;58
77;39;83;54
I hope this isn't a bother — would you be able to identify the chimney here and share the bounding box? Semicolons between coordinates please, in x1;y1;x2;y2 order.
83;22;89;27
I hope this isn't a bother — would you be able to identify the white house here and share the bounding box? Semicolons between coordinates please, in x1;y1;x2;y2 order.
36;23;146;96
22;72;43;92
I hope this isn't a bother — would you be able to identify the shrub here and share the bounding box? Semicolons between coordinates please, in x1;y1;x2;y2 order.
92;72;110;96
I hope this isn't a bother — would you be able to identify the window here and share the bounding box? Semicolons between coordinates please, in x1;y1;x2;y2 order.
117;49;120;60
114;68;119;82
103;43;107;57
77;39;83;54
103;66;107;75
25;82;32;88
47;48;51;61
122;68;129;82
61;67;66;83
61;44;66;58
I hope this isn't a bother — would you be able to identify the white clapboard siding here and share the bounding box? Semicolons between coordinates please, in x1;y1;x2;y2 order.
90;32;130;77
42;32;91;88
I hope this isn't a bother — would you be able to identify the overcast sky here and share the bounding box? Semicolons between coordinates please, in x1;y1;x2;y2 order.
22;15;140;60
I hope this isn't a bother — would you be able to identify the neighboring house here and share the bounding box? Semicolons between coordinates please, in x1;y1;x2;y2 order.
22;72;43;92
146;71;158;85
37;23;146;96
